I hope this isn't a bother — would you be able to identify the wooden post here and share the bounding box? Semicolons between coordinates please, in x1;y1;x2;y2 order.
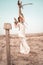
4;23;12;65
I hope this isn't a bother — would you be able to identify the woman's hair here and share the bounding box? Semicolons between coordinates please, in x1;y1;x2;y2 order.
18;14;24;23
18;16;20;22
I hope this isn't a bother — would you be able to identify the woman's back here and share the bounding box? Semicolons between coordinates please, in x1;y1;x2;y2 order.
18;22;25;37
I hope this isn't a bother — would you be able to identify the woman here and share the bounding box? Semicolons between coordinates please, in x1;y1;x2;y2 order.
14;15;30;54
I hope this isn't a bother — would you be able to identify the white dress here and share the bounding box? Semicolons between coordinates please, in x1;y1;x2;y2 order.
18;22;30;54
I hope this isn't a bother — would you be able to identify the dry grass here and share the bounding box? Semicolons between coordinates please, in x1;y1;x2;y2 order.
0;33;43;65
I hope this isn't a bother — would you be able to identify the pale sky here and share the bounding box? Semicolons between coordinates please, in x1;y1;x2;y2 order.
0;0;43;35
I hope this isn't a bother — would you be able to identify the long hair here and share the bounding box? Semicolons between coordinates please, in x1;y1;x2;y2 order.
18;13;24;23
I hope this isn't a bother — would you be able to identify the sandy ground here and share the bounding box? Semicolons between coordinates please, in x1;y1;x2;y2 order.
0;33;43;65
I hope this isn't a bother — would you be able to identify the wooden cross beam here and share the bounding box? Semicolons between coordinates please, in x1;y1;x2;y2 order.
17;0;32;16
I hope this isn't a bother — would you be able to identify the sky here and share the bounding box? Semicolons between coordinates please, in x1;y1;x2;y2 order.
0;0;43;35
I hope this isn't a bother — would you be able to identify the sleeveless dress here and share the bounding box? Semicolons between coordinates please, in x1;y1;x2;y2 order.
18;22;30;54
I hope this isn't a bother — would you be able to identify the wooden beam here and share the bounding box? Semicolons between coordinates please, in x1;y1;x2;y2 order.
4;23;12;65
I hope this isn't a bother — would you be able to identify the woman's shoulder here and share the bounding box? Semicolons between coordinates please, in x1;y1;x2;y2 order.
18;22;21;25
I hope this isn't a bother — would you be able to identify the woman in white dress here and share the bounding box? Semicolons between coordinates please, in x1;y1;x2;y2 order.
14;15;30;54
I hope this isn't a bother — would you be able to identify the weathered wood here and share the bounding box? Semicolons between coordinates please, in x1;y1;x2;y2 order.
4;23;12;30
4;23;12;65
